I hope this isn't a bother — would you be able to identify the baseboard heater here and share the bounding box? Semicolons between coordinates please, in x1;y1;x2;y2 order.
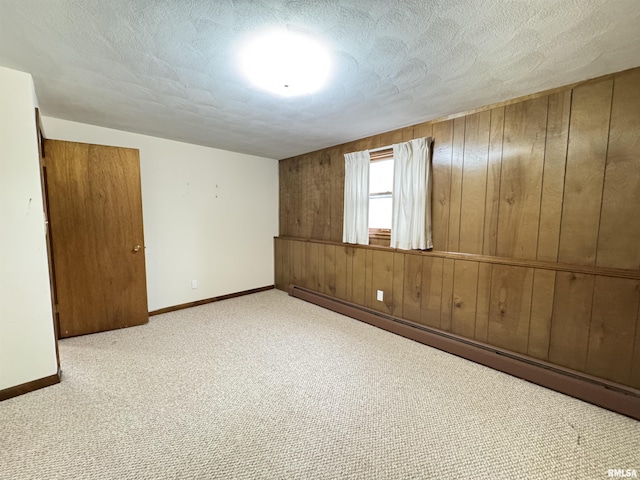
288;285;640;421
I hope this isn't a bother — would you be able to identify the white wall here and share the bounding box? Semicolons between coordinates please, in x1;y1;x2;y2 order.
42;117;279;312
0;67;58;390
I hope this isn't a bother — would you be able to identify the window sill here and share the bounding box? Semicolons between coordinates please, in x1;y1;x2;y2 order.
369;229;391;247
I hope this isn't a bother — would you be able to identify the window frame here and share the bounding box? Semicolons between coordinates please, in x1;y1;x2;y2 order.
368;148;394;243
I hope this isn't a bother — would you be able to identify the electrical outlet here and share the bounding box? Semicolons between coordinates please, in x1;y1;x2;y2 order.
191;280;198;289
376;290;384;301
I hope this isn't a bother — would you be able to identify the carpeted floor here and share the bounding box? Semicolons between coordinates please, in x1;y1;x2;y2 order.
1;290;638;479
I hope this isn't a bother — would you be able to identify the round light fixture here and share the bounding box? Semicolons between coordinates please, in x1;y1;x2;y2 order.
238;30;331;97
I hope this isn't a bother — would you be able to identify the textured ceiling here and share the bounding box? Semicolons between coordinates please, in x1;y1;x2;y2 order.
1;0;639;160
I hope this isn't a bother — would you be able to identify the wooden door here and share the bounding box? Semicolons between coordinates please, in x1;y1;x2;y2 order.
44;139;148;338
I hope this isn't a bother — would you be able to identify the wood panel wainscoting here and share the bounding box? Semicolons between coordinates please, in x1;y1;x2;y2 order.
275;237;640;418
275;66;640;416
288;285;640;421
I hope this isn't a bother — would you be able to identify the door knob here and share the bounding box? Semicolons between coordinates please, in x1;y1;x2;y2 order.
132;244;142;253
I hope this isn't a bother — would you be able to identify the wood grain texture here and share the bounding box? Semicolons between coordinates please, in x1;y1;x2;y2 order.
287;158;301;237
420;256;443;328
283;157;295;237
299;238;309;289
306;242;321;292
369;234;391;248
330;147;344;242
549;272;595;372
447;118;466;251
402;254;423;322
285;239;294;288
364;249;374;309
483;107;504;256
352;247;367;306
537;91;571;262
488;264;534;354
274;238;283;290
474;262;492;342
281;239;292;288
287;239;296;288
310;151;331;240
431;120;454;251
451;260;479;338
320;151;333;241
528;269;556;360
278;161;287;236
278;236;640;280
586;276;640;384
290;284;640;421
276;67;640;389
377;128;404;148
558;79;613;266
345;246;354;302
392;252;405;318
299;154;313;240
496;97;547;260
413;123;431;141
274;238;640;388
46;140;148;338
596;70;640;269
317;243;325;293
440;259;455;331
459;111;490;254
334;245;349;300
371;250;395;314
292;240;303;289
323;244;336;296
353;136;374;153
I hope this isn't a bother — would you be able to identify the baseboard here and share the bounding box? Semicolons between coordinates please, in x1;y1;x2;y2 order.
0;368;61;402
288;285;640;421
149;285;275;316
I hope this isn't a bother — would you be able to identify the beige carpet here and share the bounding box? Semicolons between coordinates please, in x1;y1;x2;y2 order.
1;290;638;479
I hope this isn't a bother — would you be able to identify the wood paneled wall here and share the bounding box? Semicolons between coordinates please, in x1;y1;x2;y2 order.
275;240;640;388
276;67;640;389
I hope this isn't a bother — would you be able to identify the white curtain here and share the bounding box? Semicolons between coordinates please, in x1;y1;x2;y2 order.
343;150;370;245
391;137;433;250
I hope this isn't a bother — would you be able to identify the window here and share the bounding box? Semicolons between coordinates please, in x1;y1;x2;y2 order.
369;149;393;244
343;138;431;249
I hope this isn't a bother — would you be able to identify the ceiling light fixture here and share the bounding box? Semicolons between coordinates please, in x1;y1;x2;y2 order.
238;30;331;97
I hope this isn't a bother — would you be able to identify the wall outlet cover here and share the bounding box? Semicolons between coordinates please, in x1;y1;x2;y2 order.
376;290;383;301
